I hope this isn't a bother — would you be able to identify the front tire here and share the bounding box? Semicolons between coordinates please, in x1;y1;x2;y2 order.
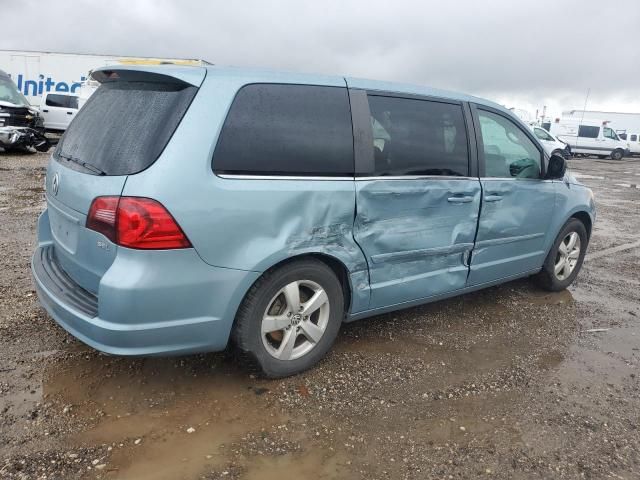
537;218;588;291
611;149;624;160
232;259;344;378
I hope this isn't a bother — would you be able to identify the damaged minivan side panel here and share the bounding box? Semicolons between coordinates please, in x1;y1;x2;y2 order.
348;87;481;309
121;72;372;314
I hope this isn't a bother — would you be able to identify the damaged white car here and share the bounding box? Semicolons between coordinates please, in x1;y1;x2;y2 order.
0;69;50;152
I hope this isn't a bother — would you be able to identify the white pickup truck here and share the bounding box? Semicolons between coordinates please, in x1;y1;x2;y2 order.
39;92;79;131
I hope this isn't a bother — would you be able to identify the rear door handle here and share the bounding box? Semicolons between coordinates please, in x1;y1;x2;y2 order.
447;196;474;204
66;112;73;115
484;194;503;202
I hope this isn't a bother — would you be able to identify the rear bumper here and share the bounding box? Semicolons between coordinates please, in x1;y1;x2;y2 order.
32;238;259;356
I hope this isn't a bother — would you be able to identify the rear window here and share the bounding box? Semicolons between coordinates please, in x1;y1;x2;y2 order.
213;84;354;176
54;81;196;176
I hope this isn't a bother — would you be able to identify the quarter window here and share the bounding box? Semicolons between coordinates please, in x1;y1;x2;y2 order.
578;125;599;138
213;84;353;176
367;95;469;176
478;110;541;179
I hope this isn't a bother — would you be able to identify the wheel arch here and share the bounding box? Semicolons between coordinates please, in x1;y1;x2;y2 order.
236;252;356;325
571;211;593;239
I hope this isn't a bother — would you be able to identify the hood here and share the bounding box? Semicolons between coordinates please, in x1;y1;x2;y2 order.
563;171;585;186
0;100;37;112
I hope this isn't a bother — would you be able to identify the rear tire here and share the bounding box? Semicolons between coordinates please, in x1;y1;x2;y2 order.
232;259;344;378
611;149;624;160
536;218;588;292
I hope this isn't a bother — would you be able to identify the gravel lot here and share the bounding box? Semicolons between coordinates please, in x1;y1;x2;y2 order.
1;151;639;479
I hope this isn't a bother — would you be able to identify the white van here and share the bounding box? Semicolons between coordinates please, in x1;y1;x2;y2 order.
614;131;640;155
550;118;629;160
39;92;79;131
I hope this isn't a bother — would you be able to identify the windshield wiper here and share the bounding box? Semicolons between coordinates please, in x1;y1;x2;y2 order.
57;152;107;176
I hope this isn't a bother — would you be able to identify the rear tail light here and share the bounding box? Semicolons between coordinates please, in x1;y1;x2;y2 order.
86;196;192;249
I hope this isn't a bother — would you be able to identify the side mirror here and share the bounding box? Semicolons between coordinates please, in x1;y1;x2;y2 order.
546;153;566;179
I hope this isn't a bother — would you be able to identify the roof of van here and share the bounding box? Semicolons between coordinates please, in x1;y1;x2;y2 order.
93;64;510;115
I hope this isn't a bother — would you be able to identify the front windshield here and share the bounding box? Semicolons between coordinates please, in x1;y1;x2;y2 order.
603;127;619;141
0;75;29;106
534;127;554;142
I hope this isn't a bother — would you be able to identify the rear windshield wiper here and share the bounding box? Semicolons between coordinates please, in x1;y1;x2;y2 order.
57;152;107;176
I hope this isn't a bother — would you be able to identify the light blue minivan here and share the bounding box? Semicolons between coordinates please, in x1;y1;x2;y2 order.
32;65;595;377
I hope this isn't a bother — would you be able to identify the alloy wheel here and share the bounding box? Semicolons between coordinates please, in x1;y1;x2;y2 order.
554;232;581;281
261;280;330;361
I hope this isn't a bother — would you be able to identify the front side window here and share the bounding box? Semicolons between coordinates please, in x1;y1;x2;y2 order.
214;84;353;176
603;127;618;140
478;110;541;179
578;125;599;138
367;95;469;176
618;132;627;140
534;127;554;142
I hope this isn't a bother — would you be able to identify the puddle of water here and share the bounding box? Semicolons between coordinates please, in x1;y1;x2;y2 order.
244;450;348;480
519;288;574;306
44;355;287;480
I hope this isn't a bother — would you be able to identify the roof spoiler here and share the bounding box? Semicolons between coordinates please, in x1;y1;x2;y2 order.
91;65;206;88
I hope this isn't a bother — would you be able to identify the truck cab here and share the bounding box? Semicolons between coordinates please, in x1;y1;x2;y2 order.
39;92;80;131
550;118;629;160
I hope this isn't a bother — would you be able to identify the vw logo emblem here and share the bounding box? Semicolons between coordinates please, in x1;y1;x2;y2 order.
52;172;60;196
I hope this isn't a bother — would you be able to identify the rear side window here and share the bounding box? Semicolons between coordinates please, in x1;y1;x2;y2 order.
578;125;599;138
367;95;469;176
46;94;78;109
631;134;638;142
213;84;353;176
54;81;196;176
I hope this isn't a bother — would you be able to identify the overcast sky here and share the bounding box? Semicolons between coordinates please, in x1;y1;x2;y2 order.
3;0;640;117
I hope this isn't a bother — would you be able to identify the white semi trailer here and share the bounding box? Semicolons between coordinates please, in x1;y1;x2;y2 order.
0;50;208;107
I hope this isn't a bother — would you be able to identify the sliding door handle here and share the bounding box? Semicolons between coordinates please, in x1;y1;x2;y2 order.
484;194;503;202
447;196;474;204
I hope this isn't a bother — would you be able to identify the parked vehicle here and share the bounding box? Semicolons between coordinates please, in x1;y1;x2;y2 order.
32;65;595;377
0;69;49;152
39;92;79;131
619;132;640;155
562;109;640;156
550;117;629;160
529;124;571;158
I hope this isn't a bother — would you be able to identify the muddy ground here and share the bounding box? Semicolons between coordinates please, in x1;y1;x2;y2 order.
0;151;638;480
